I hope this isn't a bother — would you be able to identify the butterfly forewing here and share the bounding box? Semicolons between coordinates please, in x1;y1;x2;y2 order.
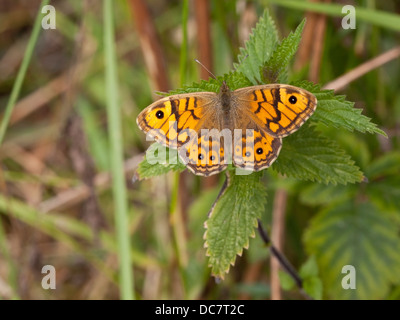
136;92;217;148
235;84;317;138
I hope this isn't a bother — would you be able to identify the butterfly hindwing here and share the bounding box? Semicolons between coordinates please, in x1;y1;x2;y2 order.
233;128;282;172
180;131;227;176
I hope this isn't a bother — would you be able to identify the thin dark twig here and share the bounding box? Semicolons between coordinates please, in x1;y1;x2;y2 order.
257;219;313;300
207;172;230;218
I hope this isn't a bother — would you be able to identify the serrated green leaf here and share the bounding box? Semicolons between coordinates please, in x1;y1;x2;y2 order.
235;10;279;85
186;189;221;299
166;72;252;95
204;171;266;279
261;19;306;83
333;132;371;171
299;255;319;278
272;125;363;185
303;277;323;300
292;80;386;137
235;283;270;299
387;286;400;300
365;151;400;179
299;183;354;206
304;201;400;299
162;78;220;96
279;270;296;291
224;72;254;90
136;143;185;179
188;188;220;246
299;256;323;299
367;176;400;220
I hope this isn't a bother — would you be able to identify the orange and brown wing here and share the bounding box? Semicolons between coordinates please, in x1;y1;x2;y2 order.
235;84;317;138
178;129;228;176
233;128;282;172
136;93;216;148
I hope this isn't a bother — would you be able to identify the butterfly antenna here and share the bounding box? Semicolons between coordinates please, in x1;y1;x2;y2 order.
195;59;220;83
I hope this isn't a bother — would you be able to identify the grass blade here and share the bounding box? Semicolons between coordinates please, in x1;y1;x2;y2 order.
0;0;50;146
267;0;400;32
103;0;134;300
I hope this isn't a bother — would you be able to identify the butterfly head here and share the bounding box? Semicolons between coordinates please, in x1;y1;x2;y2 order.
220;80;230;93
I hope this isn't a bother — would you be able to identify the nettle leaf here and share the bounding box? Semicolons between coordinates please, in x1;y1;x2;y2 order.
235;10;279;85
272;124;363;184
292;80;386;136
166;71;252;96
365;152;400;219
364;151;400;179
224;72;254;90
299;255;323;300
159;78;220;96
280;255;323;299
261;18;306;84
304;201;400;299
299;183;355;206
279;270;296;291
368;176;400;220
136;143;185;179
303;277;323;300
299;255;319;278
204;171;266;279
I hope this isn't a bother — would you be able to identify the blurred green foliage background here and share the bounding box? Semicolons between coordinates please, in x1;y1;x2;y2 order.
0;0;399;300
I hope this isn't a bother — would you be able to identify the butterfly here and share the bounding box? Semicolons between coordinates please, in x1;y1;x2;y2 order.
136;82;317;176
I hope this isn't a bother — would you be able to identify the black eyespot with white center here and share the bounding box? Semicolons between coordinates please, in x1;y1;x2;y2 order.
288;95;297;104
210;155;215;161
198;154;204;160
256;148;263;154
245;151;251;157
156;110;164;119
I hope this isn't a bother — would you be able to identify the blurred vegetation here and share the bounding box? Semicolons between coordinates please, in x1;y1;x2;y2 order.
0;0;399;300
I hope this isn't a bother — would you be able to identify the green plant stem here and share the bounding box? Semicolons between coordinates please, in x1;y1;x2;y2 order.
169;171;188;297
0;195;117;283
0;0;50;146
0;218;19;299
0;0;49;300
267;0;400;32
103;0;134;300
168;0;190;298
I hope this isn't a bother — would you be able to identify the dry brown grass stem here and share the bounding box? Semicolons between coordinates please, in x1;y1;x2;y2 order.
270;188;288;300
323;46;400;91
128;0;170;92
38;154;143;213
